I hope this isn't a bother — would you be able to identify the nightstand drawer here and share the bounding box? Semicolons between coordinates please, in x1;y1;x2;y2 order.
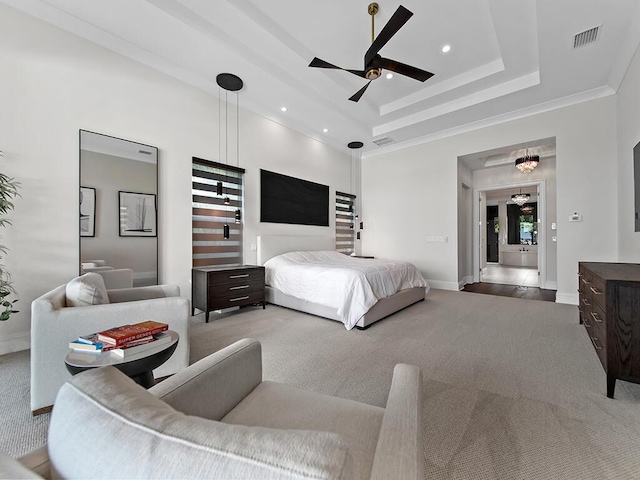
207;269;264;286
209;279;264;297
209;289;265;309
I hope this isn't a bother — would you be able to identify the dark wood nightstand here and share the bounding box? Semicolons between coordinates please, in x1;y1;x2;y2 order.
192;265;265;323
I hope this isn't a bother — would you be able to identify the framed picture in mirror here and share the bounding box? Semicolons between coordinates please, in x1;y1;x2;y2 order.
80;186;96;237
119;191;157;237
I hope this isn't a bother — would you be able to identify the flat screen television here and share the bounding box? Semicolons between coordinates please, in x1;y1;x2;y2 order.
260;169;329;226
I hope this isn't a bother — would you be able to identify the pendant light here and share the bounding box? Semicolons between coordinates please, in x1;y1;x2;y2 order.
520;204;534;214
348;141;364;240
217;73;243;239
511;188;530;206
515;148;539;173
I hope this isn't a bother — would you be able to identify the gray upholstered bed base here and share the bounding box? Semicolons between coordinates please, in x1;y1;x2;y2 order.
265;286;426;329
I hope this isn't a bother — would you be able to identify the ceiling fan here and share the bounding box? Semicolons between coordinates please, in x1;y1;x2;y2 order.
309;3;434;102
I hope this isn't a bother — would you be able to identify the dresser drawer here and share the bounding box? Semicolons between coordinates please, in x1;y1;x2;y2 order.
587;276;606;311
207;269;264;286
587;300;606;329
209;279;264;297
590;320;607;370
209;289;265;309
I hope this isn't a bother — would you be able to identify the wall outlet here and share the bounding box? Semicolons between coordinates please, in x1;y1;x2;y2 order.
569;212;582;222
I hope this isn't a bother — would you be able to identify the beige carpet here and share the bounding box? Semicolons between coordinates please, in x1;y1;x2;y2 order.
3;289;640;479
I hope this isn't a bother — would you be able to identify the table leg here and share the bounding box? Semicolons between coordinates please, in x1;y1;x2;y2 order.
131;370;155;389
606;375;616;398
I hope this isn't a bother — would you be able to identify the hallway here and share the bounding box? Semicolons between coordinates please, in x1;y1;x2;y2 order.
482;264;538;287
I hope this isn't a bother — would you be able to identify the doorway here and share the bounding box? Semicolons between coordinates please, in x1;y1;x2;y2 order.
474;180;546;289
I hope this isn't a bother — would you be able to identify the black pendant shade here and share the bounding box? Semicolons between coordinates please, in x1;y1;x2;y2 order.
223;196;230;205
223;224;230;239
235;209;241;224
216;181;223;196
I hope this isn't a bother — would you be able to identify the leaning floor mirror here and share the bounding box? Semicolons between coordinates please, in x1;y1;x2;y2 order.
79;130;158;286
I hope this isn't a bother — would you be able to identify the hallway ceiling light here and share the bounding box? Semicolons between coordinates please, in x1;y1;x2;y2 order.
515;148;539;173
511;191;530;206
520;204;534;214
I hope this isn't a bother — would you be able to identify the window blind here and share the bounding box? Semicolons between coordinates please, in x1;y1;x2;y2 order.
335;191;356;254
192;157;245;267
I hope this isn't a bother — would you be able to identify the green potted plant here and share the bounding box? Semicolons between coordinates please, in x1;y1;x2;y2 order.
0;172;20;321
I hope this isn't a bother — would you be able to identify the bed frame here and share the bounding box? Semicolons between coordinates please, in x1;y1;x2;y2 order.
256;235;425;329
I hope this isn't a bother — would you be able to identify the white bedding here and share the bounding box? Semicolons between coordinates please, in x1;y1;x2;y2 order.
264;250;429;330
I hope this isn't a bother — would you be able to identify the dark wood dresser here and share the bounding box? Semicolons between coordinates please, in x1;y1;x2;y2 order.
578;262;640;398
192;265;265;323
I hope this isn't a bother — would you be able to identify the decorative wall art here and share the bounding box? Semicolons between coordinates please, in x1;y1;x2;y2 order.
80;186;96;237
119;191;157;237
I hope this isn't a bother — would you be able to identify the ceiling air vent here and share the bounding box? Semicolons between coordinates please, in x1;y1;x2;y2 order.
573;25;600;49
372;136;395;147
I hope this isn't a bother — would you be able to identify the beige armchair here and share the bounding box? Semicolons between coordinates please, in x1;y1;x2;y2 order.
12;339;423;479
30;273;190;414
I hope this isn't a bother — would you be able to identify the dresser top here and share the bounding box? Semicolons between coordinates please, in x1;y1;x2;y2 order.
193;265;263;273
580;262;640;282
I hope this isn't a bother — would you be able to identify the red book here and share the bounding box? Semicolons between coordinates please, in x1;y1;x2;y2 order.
97;321;168;346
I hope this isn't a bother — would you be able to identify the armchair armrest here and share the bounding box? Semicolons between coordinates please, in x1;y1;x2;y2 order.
107;284;180;303
18;446;50;479
150;338;262;421
370;364;423;480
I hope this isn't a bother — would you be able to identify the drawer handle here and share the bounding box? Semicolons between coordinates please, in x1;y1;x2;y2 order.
591;337;603;350
590;312;602;323
589;286;601;295
577;273;583;277
229;274;250;279
583;319;591;328
229;295;250;302
581;278;591;285
229;285;249;290
581;298;591;306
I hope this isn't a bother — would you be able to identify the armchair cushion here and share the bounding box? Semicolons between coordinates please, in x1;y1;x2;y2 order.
48;367;354;480
65;273;109;307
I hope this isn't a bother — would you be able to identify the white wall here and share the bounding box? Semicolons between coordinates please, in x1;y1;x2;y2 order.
0;5;349;354
363;97;617;301
617;43;640;260
457;161;473;286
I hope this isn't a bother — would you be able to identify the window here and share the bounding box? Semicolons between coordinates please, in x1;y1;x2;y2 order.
192;157;245;267
335;191;356;254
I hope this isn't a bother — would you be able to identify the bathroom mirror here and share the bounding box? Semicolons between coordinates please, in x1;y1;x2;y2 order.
80;130;158;286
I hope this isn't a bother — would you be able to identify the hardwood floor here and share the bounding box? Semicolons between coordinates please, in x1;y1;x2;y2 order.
461;282;556;302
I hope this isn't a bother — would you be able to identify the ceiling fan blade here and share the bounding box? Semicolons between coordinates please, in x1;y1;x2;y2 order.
309;57;341;69
379;57;434;82
348;82;372;102
309;57;367;79
364;5;413;67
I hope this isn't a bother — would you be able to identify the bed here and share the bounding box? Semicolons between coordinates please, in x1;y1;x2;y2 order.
257;235;429;329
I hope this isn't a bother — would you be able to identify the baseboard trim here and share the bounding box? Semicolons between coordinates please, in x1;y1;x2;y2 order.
458;276;474;290
555;292;578;305
427;280;460;291
544;281;558;290
0;331;30;356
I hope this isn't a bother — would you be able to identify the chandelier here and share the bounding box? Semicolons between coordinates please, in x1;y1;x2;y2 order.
520;204;534;214
515;148;539;173
511;190;530;206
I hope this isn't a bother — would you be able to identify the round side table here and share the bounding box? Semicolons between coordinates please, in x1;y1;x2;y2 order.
64;330;179;388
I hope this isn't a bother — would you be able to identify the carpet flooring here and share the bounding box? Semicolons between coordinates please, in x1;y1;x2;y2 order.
2;289;640;479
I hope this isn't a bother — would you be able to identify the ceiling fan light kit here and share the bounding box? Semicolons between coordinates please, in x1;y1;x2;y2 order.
308;3;434;102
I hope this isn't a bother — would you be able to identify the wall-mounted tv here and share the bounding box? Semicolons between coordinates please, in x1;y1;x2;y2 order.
260;169;329;226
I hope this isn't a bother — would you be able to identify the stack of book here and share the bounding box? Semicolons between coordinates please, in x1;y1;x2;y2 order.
69;321;170;357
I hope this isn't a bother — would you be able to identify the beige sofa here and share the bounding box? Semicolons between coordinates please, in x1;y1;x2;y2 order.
10;339;423;479
30;274;190;413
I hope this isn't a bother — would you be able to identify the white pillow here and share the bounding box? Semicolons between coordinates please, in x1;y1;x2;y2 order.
65;273;110;307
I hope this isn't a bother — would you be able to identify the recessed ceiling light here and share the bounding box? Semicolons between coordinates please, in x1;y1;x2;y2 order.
323;128;329;133
386;73;393;79
280;106;287;112
441;44;451;54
